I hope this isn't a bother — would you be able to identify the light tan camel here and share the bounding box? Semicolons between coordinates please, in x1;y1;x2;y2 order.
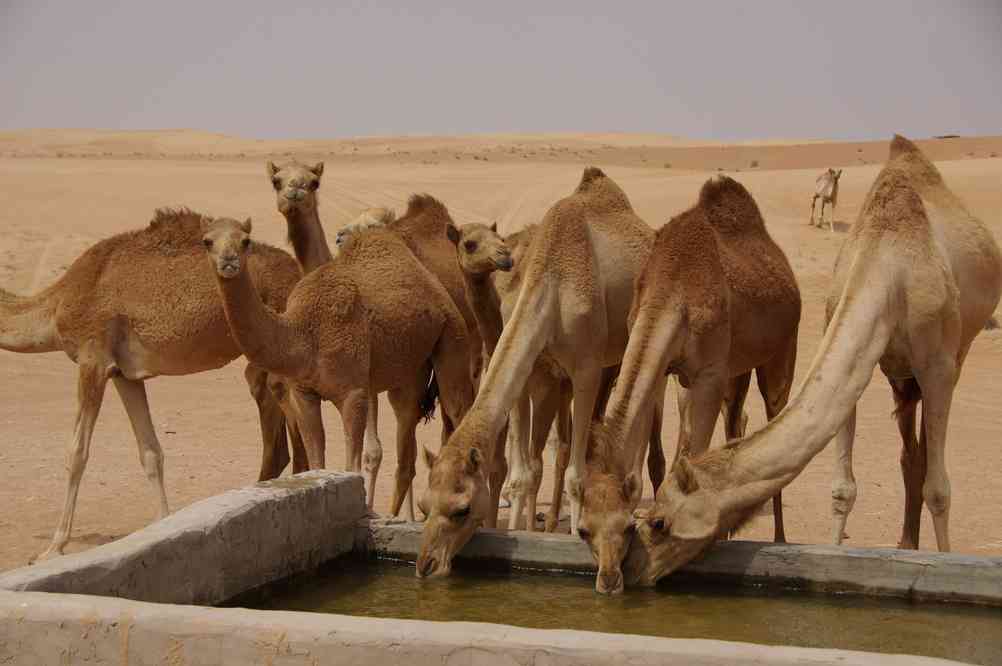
202;217;476;518
623;135;1002;587
416;167;654;577
0;208;301;560
335;207;396;250
447;222;572;531
448;222;667;533
810;168;843;232
577;175;801;594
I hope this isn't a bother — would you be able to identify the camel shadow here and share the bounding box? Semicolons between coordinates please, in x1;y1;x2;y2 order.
33;531;122;547
809;219;851;233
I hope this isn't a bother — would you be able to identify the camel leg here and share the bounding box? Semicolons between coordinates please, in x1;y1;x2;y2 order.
488;425;507;529
290;387;325;469
830;407;857;545
566;365;603;534
818;199;827;230
387;380;424;521
527;382;561;532
756;345;796;543
362;393;383;511
113;377;169;520
682;372;727;459
506;392;533;530
267;375;309;473
829;200;836;233
34;356;109;561
722;373;752;441
545;385;572;532
646;390;666;495
341;390;367;474
915;358;957;552
810;194;818;226
245;365;289;481
886;378;923;548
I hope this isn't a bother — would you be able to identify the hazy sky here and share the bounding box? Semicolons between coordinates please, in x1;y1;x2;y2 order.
2;1;1000;141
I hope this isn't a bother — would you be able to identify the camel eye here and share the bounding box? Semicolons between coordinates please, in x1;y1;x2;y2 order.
309;180;320;191
241;238;251;249
464;240;478;253
202;238;213;248
650;517;666;532
451;505;471;520
271;178;282;190
577;528;591;541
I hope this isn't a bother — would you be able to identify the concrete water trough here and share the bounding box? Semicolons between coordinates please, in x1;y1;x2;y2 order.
1;471;999;665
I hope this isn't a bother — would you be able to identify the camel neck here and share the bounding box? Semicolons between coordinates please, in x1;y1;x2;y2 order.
284;208;333;274
600;307;683;468
215;269;310;380
717;255;894;514
464;273;504;357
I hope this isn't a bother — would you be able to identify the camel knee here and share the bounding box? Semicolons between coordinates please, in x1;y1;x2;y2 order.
831;479;857;518
923;479;950;517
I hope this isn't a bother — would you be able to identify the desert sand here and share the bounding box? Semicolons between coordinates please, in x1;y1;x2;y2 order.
1;129;1000;571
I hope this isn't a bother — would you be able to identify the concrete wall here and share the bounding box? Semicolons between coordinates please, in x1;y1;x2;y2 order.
362;519;1002;606
0;471;365;606
0;590;966;666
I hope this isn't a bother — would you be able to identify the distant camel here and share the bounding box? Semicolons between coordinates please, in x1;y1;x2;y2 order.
810;168;843;232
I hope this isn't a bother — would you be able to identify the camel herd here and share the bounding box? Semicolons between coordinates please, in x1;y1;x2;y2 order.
1;135;998;595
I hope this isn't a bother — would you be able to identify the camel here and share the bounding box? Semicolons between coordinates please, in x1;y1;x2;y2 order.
335;207;396;250
268;161;483;515
0;208;301;560
447;221;666;533
623;135;1002;587
416;167;654;578
577;175;801;594
810;168;843;232
201;216;475;519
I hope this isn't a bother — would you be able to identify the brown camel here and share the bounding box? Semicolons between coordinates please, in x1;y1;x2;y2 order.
623;135;1002;587
201;217;475;518
267;161;482;514
416;167;654;578
0;208;301;561
577;175;801;594
448;222;666;533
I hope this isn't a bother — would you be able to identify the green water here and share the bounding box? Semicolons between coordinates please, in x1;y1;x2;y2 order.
250;559;1002;665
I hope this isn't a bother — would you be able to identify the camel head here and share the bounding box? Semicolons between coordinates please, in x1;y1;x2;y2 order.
415;443;491;578
623;457;721;587
266;160;323;217
201;217;253;280
834;168;843;183
577;421;642;595
446;222;513;277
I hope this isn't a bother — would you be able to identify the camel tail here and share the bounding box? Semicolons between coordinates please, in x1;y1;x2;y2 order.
0;286;60;353
419;368;440;423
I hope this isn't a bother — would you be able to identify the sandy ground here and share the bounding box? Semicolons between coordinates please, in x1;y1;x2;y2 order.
1;130;1001;572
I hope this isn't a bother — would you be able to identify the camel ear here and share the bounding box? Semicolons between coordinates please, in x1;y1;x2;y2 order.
467;447;482;473
422;446;438;469
446;223;461;246
673;457;699;495
311;162;324;178
266;161;279;178
241;217;253;234
489;221;498;233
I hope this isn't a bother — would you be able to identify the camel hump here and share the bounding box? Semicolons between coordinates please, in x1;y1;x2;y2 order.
861;169;928;234
887;134;943;190
148;206;207;230
697;175;765;234
572;166;634;212
889;134;920;159
403;193;449;220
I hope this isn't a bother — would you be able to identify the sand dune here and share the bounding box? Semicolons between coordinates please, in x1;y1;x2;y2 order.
1;130;1001;570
